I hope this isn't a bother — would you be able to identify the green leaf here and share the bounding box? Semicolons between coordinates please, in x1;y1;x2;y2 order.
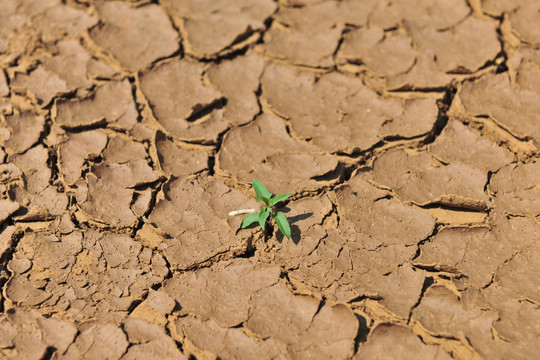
273;211;291;239
269;193;292;206
253;179;272;203
258;206;270;230
241;212;260;229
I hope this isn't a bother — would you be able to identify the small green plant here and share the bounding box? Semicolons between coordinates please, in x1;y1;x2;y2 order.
241;179;292;239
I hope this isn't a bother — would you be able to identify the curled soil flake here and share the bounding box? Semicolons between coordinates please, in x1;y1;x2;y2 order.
515;57;540;94
207;52;265;125
162;0;276;58
429;120;514;172
3;111;45;155
154;131;208;177
0;200;19;226
415;226;512;288
367;149;491;210
54;80;138;130
90;2;179;71
139;59;227;143
11;67;67;106
262;62;438;153
457;73;540;148
58;130;108;186
218;114;342;194
355;324;452;360
411;285;503;359
78;147;160;227
12;40;96;105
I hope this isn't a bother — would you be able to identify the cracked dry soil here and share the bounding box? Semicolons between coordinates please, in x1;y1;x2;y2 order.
0;0;539;359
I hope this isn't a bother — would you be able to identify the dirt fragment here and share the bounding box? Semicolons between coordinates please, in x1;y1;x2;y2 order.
507;2;540;45
262;62;438;153
490;160;540;216
218;114;342;194
412;285;500;359
515;57;540;94
456;73;540;148
490;300;540;359
408;16;500;73
355;324;452;360
367;149;491;210
247;282;358;359
54;80;138;131
0;1;96;64
164;258;280;326
130;290;175;326
11;67;67;106
0;200;19;226
429;120;514;172
385;50;452;90
162;0;276;58
263;195;333;266
3;111;45;155
11;40;97;105
263;1;377;68
154;131;208;177
379;98;439;139
173;316;287;359
5;229;167;322
371;0;470;30
0;71;9;97
10;145;68;220
90;2;179;71
58;130;108;185
0;225;16;260
207;52;264;125
340;27;417;77
60;322;128;360
486;237;540;304
122;317;186;359
139;59;227;143
0;309;77;360
415;226;514;288
336;175;436;248
149;177;258;269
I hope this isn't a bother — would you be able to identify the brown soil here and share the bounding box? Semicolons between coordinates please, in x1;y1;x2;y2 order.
1;0;539;359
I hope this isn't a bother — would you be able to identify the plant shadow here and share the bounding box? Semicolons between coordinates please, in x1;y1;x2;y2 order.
275;209;313;245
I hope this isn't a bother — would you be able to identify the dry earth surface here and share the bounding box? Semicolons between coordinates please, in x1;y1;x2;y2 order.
0;0;539;359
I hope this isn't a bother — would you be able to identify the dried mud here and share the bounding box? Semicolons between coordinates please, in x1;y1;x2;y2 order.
0;0;539;359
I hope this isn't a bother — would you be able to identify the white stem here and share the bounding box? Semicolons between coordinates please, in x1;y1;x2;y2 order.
228;208;256;216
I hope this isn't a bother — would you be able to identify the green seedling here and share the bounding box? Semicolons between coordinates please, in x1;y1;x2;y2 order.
240;179;292;239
